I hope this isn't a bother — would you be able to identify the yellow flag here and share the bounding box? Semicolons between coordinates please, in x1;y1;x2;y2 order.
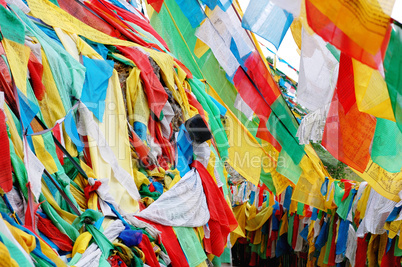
351;160;402;202
40;52;78;157
2;39;30;95
290;18;302;50
308;0;395;55
194;38;210;58
353;59;395;121
27;0;135;47
207;86;272;186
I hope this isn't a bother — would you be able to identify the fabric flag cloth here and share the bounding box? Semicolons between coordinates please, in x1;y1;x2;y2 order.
232;67;281;152
191;160;238;257
322;53;376;173
173;226;208;267
80;56;114;122
27;52;46;101
305;0;393;70
99;0;169;50
195;18;240;77
148;0;164;13
270;0;301;17
242;0;293;50
23;140;45;201
117;46;168;119
137;218;190;267
57;0;123;39
199;0;218;10
371;118;402;173
207;5;254;66
64;108;84;153
84;0;157;50
0;100;12;193
136;168;210;227
384;23;402;133
297;28;339;111
175;0;205;28
296;103;329;144
17;90;39;130
352;58;395;121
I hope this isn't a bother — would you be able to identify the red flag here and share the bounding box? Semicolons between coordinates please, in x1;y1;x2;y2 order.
147;0;164;13
117;46;168;119
191;160;238;256
322;53;376;173
0;110;12;192
305;0;392;70
27;52;46;101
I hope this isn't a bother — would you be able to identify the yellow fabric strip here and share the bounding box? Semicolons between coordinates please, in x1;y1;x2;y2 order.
253;228;262;245
84;70;139;213
290;18;302;50
41;180;77;224
279;212;288;236
0;239;19;266
271;169;292;196
72;232;93;257
173;73;190;120
245;204;273;232
27;0;135;47
308;0;394;55
207;85;276;185
4;221;35;253
351;160;402;202
356;186;371;220
54;28;80;62
149;50;175;93
32;135;58;174
126;67;141;126
292;173;325;211
194;38;209;58
2;39;30;95
352;59;395;121
40;51;77;157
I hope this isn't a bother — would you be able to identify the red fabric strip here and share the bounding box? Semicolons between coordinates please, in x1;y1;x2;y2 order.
147;0;164;13
137;217;190;267
336;54;355;114
356;235;369;267
52;124;64;165
58;0;122;38
244;51;281;106
381;239;399;267
117;46;168;119
84;180;102;199
191;160;238;256
148;114;174;168
291;215;299;249
100;0;169;51
27;53;46;101
342;181;353;201
37;215;73;251
137;232;162;267
85;0;150;48
0;110;12;192
322;54;376;173
305;0;391;70
136;217;189;267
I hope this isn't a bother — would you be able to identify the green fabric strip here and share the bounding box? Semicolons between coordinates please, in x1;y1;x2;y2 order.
173;227;207;267
189;78;229;159
384;23;402;133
